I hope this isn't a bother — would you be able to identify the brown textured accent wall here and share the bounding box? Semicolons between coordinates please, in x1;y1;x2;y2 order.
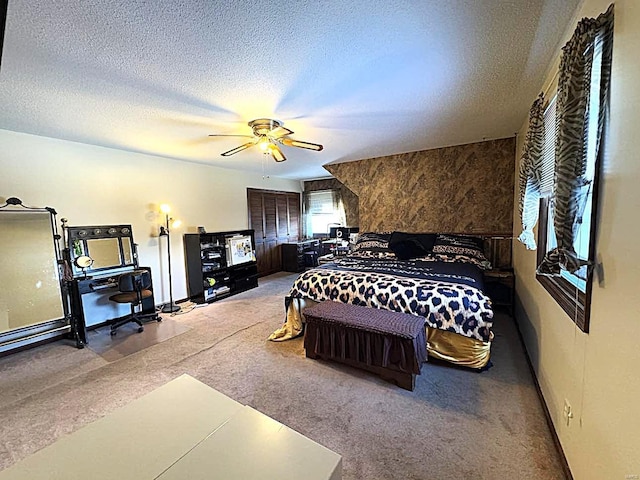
304;178;359;228
325;138;515;234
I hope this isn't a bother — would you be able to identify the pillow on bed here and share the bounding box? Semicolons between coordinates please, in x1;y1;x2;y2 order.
348;249;396;259
432;234;490;264
352;232;392;254
388;232;437;260
419;252;492;270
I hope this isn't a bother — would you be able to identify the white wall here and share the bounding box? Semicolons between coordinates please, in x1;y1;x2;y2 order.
512;1;640;479
0;129;301;317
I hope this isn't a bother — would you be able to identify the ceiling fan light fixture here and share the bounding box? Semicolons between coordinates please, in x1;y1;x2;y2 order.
258;136;270;151
249;118;282;136
211;118;321;162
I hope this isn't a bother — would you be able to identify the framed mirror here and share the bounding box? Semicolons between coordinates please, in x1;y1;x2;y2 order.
0;199;67;349
67;225;136;277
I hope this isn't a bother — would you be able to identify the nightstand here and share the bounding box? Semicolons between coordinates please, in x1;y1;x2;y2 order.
484;268;515;316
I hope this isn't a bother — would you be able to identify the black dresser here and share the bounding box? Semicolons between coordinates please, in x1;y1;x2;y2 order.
281;239;320;272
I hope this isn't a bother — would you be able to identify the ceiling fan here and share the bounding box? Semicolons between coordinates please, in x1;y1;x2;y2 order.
209;118;323;162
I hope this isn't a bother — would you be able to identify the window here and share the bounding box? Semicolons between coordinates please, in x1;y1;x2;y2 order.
303;190;346;238
537;195;591;329
536;24;609;333
538;95;591;292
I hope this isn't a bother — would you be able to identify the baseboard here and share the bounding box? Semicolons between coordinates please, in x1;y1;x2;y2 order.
512;310;574;480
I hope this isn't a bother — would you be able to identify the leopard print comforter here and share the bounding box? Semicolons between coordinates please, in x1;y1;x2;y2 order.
288;257;493;342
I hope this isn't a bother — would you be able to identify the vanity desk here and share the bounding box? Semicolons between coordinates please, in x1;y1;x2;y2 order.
64;224;158;347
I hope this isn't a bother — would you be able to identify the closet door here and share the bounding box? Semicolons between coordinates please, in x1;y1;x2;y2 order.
248;188;300;277
248;190;268;275
276;194;289;245
262;193;280;274
287;193;300;242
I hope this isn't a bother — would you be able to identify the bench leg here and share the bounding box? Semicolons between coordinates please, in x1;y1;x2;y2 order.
380;370;415;391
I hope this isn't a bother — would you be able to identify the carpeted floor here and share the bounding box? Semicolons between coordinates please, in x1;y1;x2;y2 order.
0;272;566;479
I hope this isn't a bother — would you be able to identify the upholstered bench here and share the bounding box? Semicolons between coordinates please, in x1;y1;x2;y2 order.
303;301;427;391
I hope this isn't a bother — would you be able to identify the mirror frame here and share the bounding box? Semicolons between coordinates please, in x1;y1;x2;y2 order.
0;197;69;353
66;225;137;277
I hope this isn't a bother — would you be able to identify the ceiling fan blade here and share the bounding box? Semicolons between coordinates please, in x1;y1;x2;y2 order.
209;134;254;138
267;126;294;139
221;140;257;156
279;137;323;151
269;143;287;162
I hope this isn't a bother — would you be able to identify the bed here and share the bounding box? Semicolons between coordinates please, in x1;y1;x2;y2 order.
269;232;496;369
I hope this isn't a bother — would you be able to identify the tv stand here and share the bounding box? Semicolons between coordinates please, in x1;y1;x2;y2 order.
184;230;259;304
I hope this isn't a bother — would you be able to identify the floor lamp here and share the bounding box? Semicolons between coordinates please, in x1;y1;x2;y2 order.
159;204;180;313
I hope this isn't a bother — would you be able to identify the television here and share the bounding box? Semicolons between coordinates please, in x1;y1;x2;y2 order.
225;234;255;266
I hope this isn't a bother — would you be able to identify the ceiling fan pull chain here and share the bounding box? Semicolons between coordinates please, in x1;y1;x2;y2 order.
262;151;269;179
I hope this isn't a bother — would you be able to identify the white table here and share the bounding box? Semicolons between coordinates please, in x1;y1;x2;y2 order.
0;374;342;480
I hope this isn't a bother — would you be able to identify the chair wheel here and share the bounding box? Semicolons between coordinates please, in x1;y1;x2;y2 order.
157;317;162;322
138;327;144;333
110;330;117;336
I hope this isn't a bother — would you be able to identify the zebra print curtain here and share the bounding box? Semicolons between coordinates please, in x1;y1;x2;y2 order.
537;6;614;276
517;93;545;250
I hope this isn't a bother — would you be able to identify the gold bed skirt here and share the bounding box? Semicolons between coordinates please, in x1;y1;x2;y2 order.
270;298;492;369
426;328;492;369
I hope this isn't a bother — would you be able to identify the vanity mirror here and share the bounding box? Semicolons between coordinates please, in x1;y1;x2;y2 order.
67;225;136;277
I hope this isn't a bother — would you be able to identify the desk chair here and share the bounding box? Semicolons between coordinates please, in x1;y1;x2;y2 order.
108;270;160;336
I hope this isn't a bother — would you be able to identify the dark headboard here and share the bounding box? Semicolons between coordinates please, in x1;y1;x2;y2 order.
429;231;513;269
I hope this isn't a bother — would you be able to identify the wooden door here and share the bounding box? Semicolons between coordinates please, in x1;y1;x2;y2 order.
287;193;300;242
262;192;280;273
276;194;289;245
248;188;300;277
248;189;269;275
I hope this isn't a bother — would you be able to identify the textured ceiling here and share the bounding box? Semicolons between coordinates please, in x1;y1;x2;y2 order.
0;0;579;180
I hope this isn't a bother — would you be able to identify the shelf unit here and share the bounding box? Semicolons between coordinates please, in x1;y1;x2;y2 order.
184;230;259;304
